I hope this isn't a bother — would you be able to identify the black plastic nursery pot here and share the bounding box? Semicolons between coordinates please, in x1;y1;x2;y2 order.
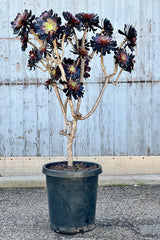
42;161;102;234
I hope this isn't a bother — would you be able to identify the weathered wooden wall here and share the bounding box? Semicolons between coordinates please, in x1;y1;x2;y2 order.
0;0;160;157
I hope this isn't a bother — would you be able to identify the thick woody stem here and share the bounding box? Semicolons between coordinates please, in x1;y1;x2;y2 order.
76;97;81;114
69;99;76;118
67;119;77;167
66;99;78;167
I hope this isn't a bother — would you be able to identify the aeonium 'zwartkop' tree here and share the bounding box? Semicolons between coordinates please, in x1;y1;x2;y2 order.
11;10;137;167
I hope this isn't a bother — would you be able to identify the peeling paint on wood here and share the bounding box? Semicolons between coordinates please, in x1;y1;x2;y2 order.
0;0;160;157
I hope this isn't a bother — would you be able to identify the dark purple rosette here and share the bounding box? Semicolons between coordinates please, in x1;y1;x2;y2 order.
101;18;114;36
75;13;99;31
118;24;137;51
34;11;62;42
90;34;117;55
62;12;82;36
28;48;42;70
114;49;135;72
63;79;84;100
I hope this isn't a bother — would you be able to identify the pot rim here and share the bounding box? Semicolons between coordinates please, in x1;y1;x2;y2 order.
42;161;102;178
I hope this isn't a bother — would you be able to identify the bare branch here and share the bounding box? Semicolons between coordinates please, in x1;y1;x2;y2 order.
78;76;109;120
119;38;127;49
35;65;48;72
28;41;38;49
64;98;68;114
29;29;43;46
109;63;118;78
89;50;95;60
59;129;69;137
53;39;67;82
101;55;108;78
109;68;123;85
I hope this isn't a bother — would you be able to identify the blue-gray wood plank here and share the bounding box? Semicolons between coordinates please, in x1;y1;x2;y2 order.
0;0;160;157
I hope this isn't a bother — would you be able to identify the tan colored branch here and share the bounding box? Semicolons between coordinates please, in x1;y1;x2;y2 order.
53;84;68;131
89;50;95;60
109;63;118;79
68;38;74;48
76;97;81;114
67;119;77;167
69;99;76;119
64;98;68;114
29;29;43;46
53;39;67;82
82;28;87;47
40;60;47;69
50;58;58;65
109;68;124;85
35;65;48;72
80;58;85;83
28;41;38;49
119;38;127;49
101;55;108;78
59;129;69;137
78;76;109;120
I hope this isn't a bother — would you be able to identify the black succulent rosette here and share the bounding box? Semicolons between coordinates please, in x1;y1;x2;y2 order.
71;39;90;59
34;11;62;43
63;78;84;100
90;34;117;55
63;12;82;36
75;13;99;31
51;66;61;80
28;48;42;70
101;18;114;36
45;66;61;90
63;58;81;80
118;24;137;51
11;9;35;51
114;49;135;73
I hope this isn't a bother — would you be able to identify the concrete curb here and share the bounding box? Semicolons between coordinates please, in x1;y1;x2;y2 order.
0;174;160;188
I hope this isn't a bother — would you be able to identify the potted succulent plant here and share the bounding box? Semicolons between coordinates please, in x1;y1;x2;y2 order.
11;9;137;234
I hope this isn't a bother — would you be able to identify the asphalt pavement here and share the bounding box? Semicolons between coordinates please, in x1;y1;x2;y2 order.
1;185;160;240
